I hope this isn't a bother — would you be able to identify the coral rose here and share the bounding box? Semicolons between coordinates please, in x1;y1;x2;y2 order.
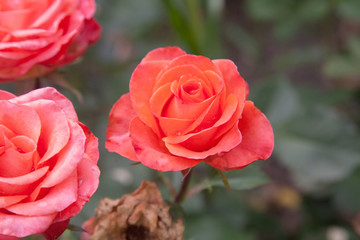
106;46;274;171
0;0;101;82
0;87;100;239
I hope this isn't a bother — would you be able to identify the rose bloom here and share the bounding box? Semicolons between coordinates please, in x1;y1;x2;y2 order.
0;0;101;82
106;46;274;171
0;87;100;239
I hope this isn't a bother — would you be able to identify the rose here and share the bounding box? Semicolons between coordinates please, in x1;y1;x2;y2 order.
0;0;101;82
0;87;100;239
106;46;274;171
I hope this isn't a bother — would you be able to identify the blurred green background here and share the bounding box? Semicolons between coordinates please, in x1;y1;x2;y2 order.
5;0;360;239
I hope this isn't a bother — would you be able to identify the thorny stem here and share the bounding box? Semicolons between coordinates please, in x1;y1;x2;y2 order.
174;169;193;204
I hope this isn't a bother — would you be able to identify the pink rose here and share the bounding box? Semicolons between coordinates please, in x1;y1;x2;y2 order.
0;0;101;82
0;87;100;239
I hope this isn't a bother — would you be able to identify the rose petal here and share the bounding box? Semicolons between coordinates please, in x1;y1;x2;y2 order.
30;0;77;28
0;195;28;208
205;101;274;170
156;82;216;121
0;9;34;30
130;61;168;135
157;117;193;137
0;90;15;100
0;135;36;177
79;0;96;19
213;59;247;107
0;212;56;238
11;87;78;121
166;122;242;159
0;101;41;142
42;219;70;240
23;99;70;164
141;46;186;63
129;117;202;171
163;93;238;144
164;92;216;121
156;55;223;87
155;64;211;91
106;93;138;161
38;120;85;189
54;123;100;222
56;18;101;66
0;167;49;195
7;171;78;216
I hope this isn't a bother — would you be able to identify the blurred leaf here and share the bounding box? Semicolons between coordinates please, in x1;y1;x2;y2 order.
253;80;360;192
348;36;360;59
206;0;225;17
297;0;330;21
276;122;360;192
337;0;360;21
225;24;259;60
323;55;360;78
210;163;269;191
185;214;255;240
246;0;293;21
333;168;360;216
261;80;302;126
274;47;325;72
273;16;300;41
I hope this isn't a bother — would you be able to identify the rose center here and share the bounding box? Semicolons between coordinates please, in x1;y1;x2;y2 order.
183;82;201;95
0;133;37;178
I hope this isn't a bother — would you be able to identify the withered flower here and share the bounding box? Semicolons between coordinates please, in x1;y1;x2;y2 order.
82;181;184;240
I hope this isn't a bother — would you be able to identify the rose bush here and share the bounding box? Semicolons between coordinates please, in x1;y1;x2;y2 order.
0;87;100;239
106;46;274;171
0;0;101;82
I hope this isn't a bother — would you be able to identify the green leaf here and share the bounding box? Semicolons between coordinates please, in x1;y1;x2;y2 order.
210;163;269;191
